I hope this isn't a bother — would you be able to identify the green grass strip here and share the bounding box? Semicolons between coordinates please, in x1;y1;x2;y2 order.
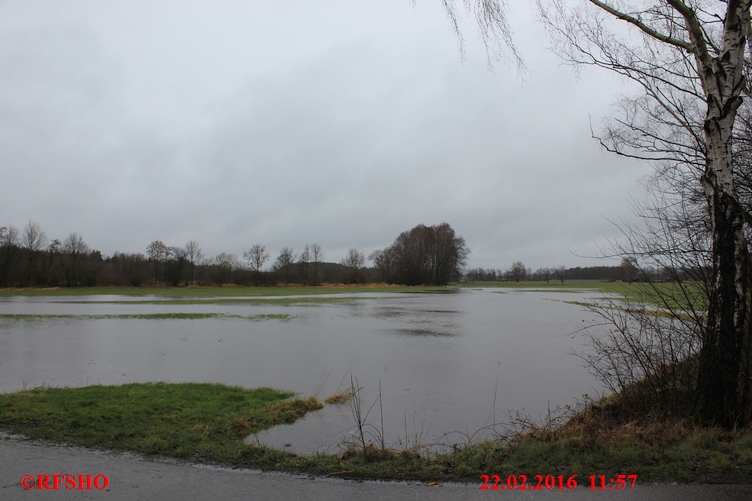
0;383;320;462
456;281;707;311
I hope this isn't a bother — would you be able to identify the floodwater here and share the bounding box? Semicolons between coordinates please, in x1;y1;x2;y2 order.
0;288;609;455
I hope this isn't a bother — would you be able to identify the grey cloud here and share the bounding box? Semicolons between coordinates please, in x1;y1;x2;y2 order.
1;0;652;269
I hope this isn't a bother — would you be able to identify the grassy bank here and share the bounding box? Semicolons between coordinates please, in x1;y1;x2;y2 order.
0;383;749;483
456;280;707;311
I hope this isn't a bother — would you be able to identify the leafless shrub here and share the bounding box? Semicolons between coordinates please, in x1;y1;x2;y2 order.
578;300;702;416
344;375;388;461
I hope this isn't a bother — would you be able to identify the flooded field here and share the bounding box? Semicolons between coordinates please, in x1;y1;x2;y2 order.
0;288;609;454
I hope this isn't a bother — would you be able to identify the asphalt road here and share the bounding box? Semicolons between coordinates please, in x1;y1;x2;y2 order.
2;436;751;500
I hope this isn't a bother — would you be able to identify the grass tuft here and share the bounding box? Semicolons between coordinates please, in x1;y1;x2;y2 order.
325;388;354;404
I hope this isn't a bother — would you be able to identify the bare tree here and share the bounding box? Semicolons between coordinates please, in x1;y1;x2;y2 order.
112;252;148;286
620;257;638;283
21;220;48;286
185;240;203;285
298;244;311;285
369;247;396;283
22;220;47;253
45;238;62;285
166;246;188;286
62;232;89;286
310;243;324;286
273;247;297;285
341;248;366;284
0;224;20;287
431;222;469;284
378;223;468;285
553;265;567;283
146;240;170;285
508;261;527;283
534;267;552;283
243;244;270;286
209;252;240;285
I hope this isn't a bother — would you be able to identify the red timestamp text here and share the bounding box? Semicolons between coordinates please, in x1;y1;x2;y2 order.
479;474;637;491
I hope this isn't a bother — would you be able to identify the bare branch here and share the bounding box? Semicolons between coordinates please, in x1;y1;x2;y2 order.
588;0;693;51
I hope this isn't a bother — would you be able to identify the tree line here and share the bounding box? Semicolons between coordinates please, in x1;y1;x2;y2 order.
1;219;697;289
0;221;470;288
464;257;690;283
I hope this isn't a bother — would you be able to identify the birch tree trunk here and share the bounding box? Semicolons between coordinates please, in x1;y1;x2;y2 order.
672;0;750;426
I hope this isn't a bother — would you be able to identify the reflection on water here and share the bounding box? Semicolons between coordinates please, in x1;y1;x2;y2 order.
0;289;607;455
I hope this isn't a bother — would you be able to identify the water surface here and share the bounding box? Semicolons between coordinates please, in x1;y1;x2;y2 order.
0;288;608;454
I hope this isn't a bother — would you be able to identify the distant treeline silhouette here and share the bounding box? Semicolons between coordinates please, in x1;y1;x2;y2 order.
0;221;469;287
1;220;668;288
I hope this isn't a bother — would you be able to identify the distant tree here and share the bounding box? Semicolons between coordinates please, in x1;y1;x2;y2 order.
243;244;270;286
430;223;469;285
0;224;20;287
45;239;62;285
298;244;311;285
185;240;203;285
534;267;552;283
146;240;170;285
508;261;526;283
22;220;47;253
553;266;567;283
382;223;469;285
273;247;296;285
369;247;396;283
620;257;638;283
310;243;324;286
463;267;484;282
463;268;499;282
209;252;240;285
112;252;148;286
341;248;366;284
166;246;188;286
61;233;89;286
21;220;48;286
79;249;103;286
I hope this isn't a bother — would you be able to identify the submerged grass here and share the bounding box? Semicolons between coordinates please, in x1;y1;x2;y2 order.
0;313;292;321
73;297;363;306
0;285;448;306
0;284;446;298
0;383;750;483
559;300;700;321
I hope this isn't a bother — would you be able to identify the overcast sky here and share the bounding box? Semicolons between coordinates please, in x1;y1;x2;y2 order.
0;0;653;271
